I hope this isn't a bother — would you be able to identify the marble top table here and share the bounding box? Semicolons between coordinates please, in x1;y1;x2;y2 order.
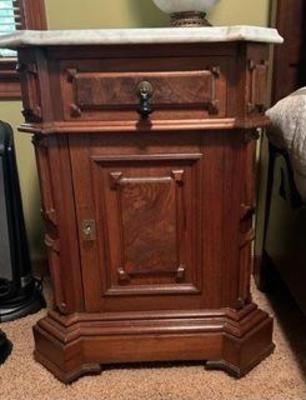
0;26;283;48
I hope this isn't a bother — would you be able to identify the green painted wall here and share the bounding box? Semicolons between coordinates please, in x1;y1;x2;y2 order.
0;0;271;257
45;0;270;29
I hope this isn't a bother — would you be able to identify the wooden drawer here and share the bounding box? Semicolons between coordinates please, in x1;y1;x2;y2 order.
60;57;229;122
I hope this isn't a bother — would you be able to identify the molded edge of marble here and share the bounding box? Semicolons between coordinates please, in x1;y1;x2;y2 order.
0;26;283;49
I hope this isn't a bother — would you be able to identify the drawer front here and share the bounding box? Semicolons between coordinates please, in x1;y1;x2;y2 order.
60;57;228;122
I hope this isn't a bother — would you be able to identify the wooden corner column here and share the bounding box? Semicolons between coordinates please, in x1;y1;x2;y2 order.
10;28;280;383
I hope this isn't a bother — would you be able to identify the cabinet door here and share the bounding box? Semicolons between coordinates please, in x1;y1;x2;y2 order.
69;135;203;312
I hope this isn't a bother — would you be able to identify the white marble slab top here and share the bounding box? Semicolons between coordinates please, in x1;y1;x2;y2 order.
0;26;283;49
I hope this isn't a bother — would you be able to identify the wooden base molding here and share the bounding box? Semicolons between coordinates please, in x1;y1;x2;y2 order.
33;304;274;383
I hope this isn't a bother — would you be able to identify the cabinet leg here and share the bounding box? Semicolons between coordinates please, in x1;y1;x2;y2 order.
205;345;275;378
33;323;102;384
34;350;102;384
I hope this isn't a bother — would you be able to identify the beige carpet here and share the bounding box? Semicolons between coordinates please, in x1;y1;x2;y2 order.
1;279;306;400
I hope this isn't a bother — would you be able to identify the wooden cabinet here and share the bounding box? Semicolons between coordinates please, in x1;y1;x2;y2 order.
15;37;275;383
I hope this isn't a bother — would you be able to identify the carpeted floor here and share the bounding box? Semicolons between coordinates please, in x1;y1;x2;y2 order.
1;278;306;400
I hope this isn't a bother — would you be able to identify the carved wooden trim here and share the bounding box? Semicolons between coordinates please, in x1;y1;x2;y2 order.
239;228;255;249
16;62;38;75
31;133;48;148
176;264;186;282
18;116;273;136
234;297;248;311
41;208;58;227
36;141;65;311
207;65;221;114
105;284;200;297
44;234;60;254
93;153;203;162
66;68;78;83
171;169;185;184
247;60;269;115
44;234;67;313
22;105;42;121
237;138;257;309
70;104;82;118
19;62;43;122
243;128;261;144
240;203;256;221
34;136;58;228
117;267;130;283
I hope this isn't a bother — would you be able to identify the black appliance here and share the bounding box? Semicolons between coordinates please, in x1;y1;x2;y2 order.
0;121;45;321
0;329;12;364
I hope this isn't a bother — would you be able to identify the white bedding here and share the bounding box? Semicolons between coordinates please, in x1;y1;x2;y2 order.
266;87;306;201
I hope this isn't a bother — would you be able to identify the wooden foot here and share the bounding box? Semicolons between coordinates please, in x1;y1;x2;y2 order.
205;344;275;378
34;351;102;384
33;304;274;383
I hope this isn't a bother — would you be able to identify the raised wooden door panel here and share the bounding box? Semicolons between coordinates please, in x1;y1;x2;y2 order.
59;56;229;122
93;154;202;296
69;135;205;312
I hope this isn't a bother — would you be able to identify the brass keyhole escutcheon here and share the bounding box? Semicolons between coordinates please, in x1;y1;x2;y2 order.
82;219;96;241
136;80;154;119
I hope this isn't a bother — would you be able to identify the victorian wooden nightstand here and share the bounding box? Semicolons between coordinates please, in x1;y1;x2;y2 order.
0;26;282;383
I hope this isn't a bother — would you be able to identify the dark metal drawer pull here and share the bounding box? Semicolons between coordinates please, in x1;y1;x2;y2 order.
136;81;154;119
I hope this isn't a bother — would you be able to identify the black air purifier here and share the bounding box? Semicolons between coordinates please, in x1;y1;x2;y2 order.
0;121;45;321
0;329;12;364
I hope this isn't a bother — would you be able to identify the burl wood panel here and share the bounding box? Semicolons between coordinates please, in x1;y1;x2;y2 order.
70;70;219;111
110;170;181;278
15;41;275;383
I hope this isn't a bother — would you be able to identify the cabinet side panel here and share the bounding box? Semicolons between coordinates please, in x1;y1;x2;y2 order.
34;135;84;312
